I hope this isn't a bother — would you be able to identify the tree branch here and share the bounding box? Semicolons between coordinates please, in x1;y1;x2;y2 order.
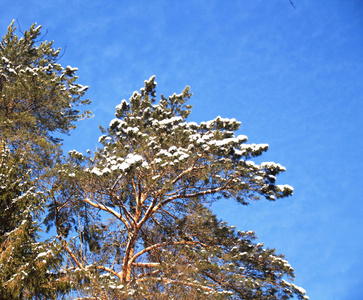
151;182;230;215
136;276;215;292
129;240;208;268
110;193;137;227
83;197;130;232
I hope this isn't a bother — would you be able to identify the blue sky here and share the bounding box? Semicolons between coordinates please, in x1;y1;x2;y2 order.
2;1;362;299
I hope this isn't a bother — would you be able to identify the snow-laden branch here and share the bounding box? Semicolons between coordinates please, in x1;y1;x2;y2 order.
97;265;122;280
133;262;161;268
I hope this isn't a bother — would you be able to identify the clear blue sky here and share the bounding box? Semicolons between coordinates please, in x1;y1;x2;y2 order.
2;1;362;299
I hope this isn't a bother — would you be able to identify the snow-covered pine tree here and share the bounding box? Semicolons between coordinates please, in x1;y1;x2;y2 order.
54;76;308;299
0;21;90;298
0;20;91;169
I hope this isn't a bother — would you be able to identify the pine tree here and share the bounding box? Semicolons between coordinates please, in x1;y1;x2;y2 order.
0;21;90;298
53;76;308;299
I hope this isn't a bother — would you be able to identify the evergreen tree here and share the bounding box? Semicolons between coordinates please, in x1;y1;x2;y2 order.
53;77;308;299
0;21;90;298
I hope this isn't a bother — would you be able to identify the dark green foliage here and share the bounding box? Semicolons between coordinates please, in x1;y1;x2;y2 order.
0;21;90;299
0;149;69;299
